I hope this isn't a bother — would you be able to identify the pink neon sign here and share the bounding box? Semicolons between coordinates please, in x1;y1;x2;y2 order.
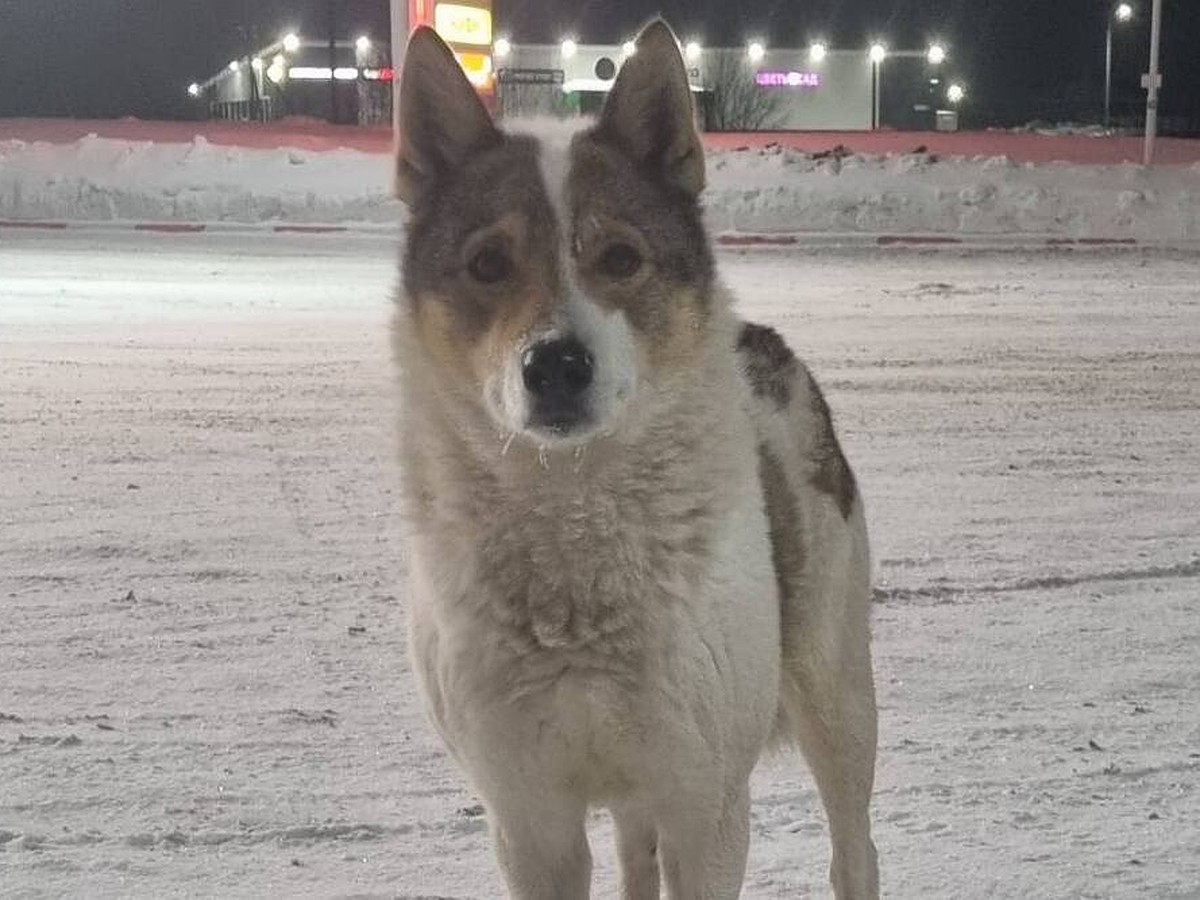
755;71;822;88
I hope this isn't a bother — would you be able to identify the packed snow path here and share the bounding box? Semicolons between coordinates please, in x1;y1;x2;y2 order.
1;231;1198;897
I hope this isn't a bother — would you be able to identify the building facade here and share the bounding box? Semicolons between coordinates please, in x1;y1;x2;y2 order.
192;36;393;125
496;44;874;131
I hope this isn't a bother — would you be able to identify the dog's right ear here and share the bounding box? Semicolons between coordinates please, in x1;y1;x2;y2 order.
394;27;501;205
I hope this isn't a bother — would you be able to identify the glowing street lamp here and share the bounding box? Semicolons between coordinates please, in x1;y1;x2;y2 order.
493;37;512;59
228;59;241;73
560;39;577;59
809;41;827;63
282;33;301;53
356;35;372;53
927;44;946;65
187;82;200;97
1105;3;1134;127
685;41;702;62
868;44;887;130
747;41;765;64
947;83;966;104
621;40;636;57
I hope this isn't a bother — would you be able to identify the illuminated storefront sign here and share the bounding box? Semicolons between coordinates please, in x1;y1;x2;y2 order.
434;3;492;46
455;51;493;86
287;67;395;81
755;71;822;88
409;1;494;90
409;0;434;28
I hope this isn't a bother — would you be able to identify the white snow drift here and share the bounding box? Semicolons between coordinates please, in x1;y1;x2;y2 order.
2;133;1199;239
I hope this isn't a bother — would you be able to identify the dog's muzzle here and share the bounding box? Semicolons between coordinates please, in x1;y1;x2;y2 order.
521;336;594;434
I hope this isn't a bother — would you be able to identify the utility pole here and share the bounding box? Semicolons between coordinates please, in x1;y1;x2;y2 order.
1104;19;1114;127
328;0;338;124
391;0;409;74
1142;0;1163;165
390;0;408;132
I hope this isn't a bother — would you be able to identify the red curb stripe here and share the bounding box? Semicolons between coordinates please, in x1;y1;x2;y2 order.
716;234;799;246
134;223;207;233
273;224;351;234
877;235;964;246
0;220;70;230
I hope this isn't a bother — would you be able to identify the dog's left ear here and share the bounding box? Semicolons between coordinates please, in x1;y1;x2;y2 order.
594;20;705;197
394;26;501;204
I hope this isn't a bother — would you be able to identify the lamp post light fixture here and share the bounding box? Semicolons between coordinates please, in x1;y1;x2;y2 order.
868;44;887;130
747;41;765;63
809;41;827;63
493;37;511;59
560;39;577;59
356;35;372;53
187;82;200;97
1105;3;1134;127
927;43;946;65
282;33;301;53
947;83;966;104
228;59;241;73
685;41;703;63
622;40;636;57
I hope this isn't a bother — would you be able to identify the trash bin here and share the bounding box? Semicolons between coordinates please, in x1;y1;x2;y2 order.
935;109;959;132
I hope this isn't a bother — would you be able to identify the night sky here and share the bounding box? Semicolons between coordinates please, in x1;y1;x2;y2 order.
1;0;1197;130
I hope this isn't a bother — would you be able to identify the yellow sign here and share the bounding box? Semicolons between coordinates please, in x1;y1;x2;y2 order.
435;3;492;47
456;51;493;88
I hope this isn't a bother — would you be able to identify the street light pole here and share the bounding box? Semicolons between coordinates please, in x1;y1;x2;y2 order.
868;44;887;131
872;62;880;130
1104;20;1114;127
327;0;338;124
1143;0;1162;165
1105;3;1133;130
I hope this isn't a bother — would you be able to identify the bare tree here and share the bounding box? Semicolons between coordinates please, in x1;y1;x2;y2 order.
702;50;782;131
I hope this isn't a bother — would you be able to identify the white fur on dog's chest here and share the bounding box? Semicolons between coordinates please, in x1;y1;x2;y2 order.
407;468;781;805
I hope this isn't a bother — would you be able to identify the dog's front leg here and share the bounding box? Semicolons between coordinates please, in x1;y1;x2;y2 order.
656;783;752;900
488;792;591;900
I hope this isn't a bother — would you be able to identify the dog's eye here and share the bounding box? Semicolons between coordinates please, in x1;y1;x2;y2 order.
598;242;642;280
467;245;512;284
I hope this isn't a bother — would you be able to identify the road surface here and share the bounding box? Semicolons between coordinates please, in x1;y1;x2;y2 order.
2;231;1198;897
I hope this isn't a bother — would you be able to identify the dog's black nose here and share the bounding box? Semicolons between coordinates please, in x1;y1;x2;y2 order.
522;337;594;400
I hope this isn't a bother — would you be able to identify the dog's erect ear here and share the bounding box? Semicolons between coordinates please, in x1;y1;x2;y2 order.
394;26;501;204
594;20;705;197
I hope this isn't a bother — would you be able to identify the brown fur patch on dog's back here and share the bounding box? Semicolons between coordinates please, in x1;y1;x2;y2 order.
738;322;797;408
804;370;858;520
738;322;857;519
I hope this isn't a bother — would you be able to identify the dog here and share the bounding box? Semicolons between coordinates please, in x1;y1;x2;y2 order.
391;20;879;899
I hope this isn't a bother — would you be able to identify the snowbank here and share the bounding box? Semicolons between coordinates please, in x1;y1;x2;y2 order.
2;132;1199;239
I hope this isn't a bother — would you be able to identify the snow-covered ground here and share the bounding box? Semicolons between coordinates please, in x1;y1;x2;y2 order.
3;130;1200;240
2;231;1197;897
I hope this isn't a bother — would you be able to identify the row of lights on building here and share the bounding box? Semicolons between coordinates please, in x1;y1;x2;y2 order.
493;37;950;68
189;32;376;97
190;32;966;105
493;37;963;103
